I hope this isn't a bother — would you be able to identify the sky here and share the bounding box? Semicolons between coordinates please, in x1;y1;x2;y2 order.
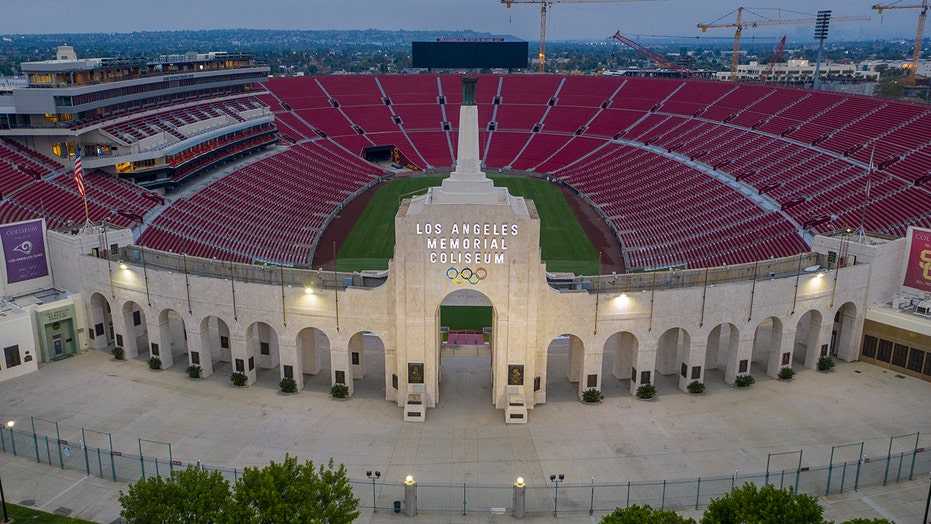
0;0;921;43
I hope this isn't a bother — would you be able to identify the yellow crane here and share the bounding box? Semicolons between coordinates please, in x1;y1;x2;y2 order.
873;1;929;85
697;8;870;81
501;0;665;73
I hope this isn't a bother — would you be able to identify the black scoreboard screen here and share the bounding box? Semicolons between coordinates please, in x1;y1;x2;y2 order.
412;40;528;69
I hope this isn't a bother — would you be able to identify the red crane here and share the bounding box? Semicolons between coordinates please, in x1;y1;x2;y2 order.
760;35;787;84
610;31;693;76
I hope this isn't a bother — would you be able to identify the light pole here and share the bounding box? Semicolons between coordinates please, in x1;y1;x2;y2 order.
5;422;13;456
549;473;564;517
366;470;380;512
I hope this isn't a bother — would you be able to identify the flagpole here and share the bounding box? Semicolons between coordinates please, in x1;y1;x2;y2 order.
857;144;875;243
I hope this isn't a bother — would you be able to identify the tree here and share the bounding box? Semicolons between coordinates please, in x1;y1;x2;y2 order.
600;504;697;523
119;465;231;524
874;79;905;100
226;454;360;524
701;483;824;524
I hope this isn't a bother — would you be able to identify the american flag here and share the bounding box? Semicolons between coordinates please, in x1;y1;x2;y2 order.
74;151;85;196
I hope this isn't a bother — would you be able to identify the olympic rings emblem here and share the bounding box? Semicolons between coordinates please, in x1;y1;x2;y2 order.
446;267;488;285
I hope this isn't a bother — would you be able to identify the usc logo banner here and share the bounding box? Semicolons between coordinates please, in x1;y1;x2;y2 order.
904;228;931;292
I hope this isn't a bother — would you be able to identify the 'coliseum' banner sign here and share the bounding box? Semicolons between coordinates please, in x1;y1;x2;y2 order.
903;228;931;293
0;219;49;284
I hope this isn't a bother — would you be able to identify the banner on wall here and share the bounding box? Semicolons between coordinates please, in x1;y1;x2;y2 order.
0;219;49;285
903;227;931;293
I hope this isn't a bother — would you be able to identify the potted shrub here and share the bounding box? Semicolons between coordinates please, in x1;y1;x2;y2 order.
817;355;836;372
147;356;162;370
186;365;202;379
279;376;298;393
230;371;248;387
777;367;796;381
734;374;755;388
687;380;705;395
111;346;125;361
581;388;604;404
635;383;656;400
330;383;350;399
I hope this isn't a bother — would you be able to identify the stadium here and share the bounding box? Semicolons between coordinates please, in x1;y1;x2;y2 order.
0;42;930;412
1;36;931;520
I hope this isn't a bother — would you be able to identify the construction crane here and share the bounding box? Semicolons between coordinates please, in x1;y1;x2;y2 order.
697;8;870;81
610;31;692;76
501;0;665;73
873;1;929;85
760;35;787;84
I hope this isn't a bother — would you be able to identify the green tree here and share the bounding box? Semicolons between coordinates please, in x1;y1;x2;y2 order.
119;465;231;524
601;504;697;523
226;454;360;524
701;483;824;524
874;79;906;99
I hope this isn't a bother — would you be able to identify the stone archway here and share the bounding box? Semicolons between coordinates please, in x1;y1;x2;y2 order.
544;334;585;402
157;308;188;370
348;331;387;400
435;289;495;407
197;315;231;377
296;327;331;393
87;293;113;352
752;316;785;379
246;321;279;387
121;301;148;360
656;327;690;394
795;310;824;369
706;323;739;384
833;302;860;361
602;331;638;397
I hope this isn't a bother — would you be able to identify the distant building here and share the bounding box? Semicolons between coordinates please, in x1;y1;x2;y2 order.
715;59;879;82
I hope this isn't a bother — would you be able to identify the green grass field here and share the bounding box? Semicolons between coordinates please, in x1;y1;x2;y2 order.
440;305;492;330
336;173;599;275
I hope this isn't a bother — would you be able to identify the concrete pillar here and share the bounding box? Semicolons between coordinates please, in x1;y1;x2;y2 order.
513;478;526;519
349;333;365;380
403;476;417;517
278;336;300;389
835;309;862;362
579;349;603;399
725;333;755;385
114;306;137;359
331;344;354;397
679;339;706;392
629;343;656;396
229;331;255;385
567;336;584;383
185;324;205;376
769;328;795;377
147;315;167;367
86;297;109;351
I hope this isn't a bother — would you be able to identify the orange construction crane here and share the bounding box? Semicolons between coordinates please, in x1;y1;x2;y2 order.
698;8;870;81
873;1;929;85
760;35;787;84
501;0;665;73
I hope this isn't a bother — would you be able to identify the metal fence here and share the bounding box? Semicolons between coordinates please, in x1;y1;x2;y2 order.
1;421;926;517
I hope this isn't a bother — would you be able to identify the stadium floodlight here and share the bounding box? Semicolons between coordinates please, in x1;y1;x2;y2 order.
812;10;832;90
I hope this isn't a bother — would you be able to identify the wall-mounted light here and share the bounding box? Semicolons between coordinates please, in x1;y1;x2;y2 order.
118;261;128;270
304;287;314;295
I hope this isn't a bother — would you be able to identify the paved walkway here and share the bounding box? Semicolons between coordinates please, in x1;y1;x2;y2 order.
0;348;929;523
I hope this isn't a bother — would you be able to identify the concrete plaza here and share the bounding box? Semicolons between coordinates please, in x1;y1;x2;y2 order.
0;345;929;523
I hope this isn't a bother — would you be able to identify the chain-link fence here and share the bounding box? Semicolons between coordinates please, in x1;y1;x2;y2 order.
1;423;926;517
